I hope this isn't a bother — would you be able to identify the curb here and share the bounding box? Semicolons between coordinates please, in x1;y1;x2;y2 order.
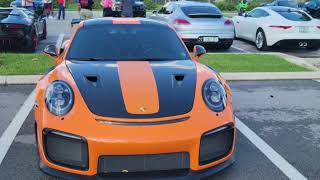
1;72;320;85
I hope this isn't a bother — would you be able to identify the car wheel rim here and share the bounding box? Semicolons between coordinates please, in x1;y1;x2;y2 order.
256;32;264;49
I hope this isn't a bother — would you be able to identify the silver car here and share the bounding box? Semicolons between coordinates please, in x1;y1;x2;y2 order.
149;1;235;50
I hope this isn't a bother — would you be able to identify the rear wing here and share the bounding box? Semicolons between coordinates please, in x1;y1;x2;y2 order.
71;19;82;27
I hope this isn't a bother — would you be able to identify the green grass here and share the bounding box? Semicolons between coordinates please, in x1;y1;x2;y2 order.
0;53;54;75
0;53;309;75
200;54;310;72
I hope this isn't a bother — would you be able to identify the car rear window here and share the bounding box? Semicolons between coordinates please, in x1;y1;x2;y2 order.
0;9;20;20
275;10;311;21
181;6;222;18
66;24;190;61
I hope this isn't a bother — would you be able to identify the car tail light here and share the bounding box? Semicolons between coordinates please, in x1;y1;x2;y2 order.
173;19;191;25
224;19;233;26
7;24;24;29
269;25;292;29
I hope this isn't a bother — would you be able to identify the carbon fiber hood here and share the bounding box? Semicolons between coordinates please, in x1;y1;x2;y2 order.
67;60;197;119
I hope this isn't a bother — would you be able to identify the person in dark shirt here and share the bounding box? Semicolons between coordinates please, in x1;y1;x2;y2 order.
78;0;94;19
121;0;134;17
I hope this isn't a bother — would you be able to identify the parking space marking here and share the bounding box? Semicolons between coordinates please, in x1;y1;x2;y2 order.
231;45;250;53
236;117;307;180
0;90;35;165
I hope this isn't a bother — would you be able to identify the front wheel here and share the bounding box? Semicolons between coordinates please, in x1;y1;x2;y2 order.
255;29;268;51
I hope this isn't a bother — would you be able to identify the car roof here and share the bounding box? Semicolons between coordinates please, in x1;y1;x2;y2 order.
83;18;170;27
170;1;215;7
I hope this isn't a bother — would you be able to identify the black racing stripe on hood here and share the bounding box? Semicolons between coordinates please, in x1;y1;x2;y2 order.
67;61;128;117
67;60;197;118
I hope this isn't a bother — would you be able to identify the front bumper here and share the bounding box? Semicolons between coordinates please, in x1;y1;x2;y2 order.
37;122;235;178
40;154;235;180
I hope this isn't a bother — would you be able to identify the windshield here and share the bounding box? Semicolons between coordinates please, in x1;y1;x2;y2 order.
275;10;311;21
66;24;190;61
278;1;299;8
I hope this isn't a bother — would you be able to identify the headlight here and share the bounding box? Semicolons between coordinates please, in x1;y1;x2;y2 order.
202;79;227;112
45;81;74;116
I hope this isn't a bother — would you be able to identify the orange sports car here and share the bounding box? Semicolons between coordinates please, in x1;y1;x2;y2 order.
34;18;236;179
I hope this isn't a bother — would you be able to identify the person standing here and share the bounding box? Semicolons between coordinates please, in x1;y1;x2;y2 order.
100;0;114;17
21;0;34;12
78;0;94;19
43;0;53;18
58;0;65;20
121;0;134;17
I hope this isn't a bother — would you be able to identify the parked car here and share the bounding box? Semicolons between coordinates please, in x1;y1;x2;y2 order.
0;7;46;52
10;0;44;15
149;1;234;50
37;18;236;179
233;6;320;51
264;0;320;19
304;0;320;18
113;0;146;17
264;0;300;9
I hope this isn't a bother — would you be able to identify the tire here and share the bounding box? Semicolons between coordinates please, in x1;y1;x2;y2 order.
221;43;233;50
26;30;38;53
221;41;233;50
255;29;268;51
42;21;47;40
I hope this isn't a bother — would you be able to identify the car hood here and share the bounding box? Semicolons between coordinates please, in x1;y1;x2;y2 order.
67;60;197;119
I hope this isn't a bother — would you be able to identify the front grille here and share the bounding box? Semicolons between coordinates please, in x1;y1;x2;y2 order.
199;124;234;165
43;129;89;170
98;152;190;173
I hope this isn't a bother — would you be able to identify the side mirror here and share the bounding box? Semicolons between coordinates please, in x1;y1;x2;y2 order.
152;10;157;14
193;45;206;61
44;44;57;57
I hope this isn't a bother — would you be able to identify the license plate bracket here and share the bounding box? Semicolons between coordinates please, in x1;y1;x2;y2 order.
200;36;219;43
299;26;309;33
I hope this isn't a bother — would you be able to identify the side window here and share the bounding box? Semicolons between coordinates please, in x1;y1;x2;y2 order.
262;10;270;17
247;9;268;18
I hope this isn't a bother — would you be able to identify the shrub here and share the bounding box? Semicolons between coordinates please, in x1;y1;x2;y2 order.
215;1;237;11
0;0;12;7
145;0;158;10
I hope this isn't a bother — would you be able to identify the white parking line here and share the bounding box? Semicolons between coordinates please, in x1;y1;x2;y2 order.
0;90;35;165
236;117;307;180
231;45;250;53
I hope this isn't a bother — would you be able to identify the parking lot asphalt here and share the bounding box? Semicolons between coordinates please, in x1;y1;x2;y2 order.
36;11;320;58
1;80;319;179
0;85;34;138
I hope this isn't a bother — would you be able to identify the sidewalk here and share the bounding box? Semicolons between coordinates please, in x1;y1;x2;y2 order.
1;72;320;85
